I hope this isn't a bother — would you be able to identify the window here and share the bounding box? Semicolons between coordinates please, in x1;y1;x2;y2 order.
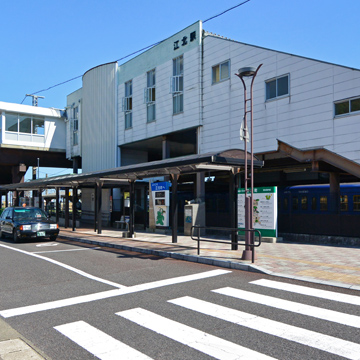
5;112;45;138
283;197;288;211
292;196;298;210
335;97;360;116
123;80;133;129
212;60;230;84
33;117;45;135
320;196;328;211
19;115;32;133
340;195;348;211
171;55;183;114
145;69;156;122
311;197;317;210
301;196;308;210
6;113;19;132
266;74;289;100
71;107;79;146
353;195;360;211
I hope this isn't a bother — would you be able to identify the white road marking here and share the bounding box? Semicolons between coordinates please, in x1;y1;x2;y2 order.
251;279;360;306
55;320;152;360
36;243;59;247
169;296;360;360
213;287;360;328
0;243;125;289
33;247;101;254
0;269;230;318
116;308;276;360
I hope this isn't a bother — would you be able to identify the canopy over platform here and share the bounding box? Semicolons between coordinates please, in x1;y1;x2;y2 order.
0;149;263;191
0;149;263;244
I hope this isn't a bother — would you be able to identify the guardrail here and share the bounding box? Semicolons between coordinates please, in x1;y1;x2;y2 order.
190;226;262;263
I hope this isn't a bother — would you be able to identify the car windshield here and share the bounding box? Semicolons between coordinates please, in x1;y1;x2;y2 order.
13;208;48;221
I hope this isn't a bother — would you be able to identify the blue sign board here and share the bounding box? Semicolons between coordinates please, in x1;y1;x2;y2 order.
151;182;170;192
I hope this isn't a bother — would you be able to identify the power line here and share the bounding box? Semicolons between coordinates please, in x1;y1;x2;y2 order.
203;0;251;23
20;0;252;103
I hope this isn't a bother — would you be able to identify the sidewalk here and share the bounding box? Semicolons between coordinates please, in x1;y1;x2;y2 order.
0;318;46;360
58;226;360;291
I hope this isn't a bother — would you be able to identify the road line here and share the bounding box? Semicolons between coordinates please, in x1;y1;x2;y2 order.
250;279;360;306
55;320;152;360
169;296;360;360
33;247;101;254
213;287;360;328
0;269;230;318
0;243;125;289
116;308;276;360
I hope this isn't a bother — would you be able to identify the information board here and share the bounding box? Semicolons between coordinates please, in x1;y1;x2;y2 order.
151;182;170;227
238;186;277;237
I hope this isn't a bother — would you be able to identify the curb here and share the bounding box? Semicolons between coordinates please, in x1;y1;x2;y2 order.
58;234;360;292
59;234;269;274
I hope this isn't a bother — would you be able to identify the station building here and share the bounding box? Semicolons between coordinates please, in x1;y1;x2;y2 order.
64;20;360;238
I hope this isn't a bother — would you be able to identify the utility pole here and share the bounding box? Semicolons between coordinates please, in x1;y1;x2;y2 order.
26;94;45;106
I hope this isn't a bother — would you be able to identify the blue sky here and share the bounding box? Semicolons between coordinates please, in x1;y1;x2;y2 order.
1;0;359;178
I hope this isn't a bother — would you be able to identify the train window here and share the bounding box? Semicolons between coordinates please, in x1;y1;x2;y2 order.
311;197;317;210
292;197;298;210
301;196;308;210
320;196;328;211
283;197;288;210
340;195;348;211
353;195;360;211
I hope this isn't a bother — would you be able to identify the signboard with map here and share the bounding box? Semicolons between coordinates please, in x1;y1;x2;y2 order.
238;186;278;237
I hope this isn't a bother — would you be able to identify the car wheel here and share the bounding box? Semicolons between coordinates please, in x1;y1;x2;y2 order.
0;229;3;239
13;230;20;243
50;235;57;241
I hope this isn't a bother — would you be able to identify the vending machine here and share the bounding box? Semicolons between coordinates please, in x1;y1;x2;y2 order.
151;182;170;227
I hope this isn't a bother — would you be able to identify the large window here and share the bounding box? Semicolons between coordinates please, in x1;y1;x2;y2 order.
266;74;289;100
123;80;133;129
212;60;230;84
145;69;156;122
171;55;183;114
5;112;45;138
334;97;360;116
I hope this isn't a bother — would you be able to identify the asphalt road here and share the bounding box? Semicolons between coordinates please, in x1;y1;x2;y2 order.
0;238;359;360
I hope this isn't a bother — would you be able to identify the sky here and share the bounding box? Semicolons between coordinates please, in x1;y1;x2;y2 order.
1;0;359;179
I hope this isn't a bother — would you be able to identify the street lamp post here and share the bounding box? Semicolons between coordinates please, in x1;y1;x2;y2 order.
235;64;262;261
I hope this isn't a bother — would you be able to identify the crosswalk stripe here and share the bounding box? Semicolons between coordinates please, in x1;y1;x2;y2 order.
54;320;152;360
169;296;360;360
213;287;360;328
250;279;360;306
0;269;230;318
116;308;276;360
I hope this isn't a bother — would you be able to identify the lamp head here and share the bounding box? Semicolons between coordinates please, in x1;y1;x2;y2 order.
237;66;256;77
